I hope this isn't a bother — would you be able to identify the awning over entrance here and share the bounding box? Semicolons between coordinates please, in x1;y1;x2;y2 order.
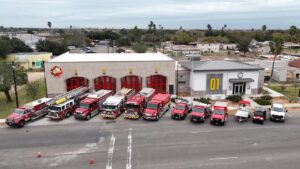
229;78;254;83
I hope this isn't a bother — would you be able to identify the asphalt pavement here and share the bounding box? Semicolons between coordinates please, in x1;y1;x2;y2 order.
0;110;300;169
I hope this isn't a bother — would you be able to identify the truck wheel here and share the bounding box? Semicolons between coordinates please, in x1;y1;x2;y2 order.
66;112;71;118
86;114;91;120
282;119;285;123
18;121;25;128
156;116;159;121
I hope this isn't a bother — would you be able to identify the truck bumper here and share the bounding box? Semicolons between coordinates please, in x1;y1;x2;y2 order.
124;114;140;119
143;116;158;120
190;116;205;123
5;121;19;127
270;116;284;122
46;115;62;120
101;114;116;119
172;114;185;120
74;114;87;120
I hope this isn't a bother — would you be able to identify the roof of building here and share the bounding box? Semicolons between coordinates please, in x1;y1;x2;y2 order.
179;60;263;71
289;59;300;68
47;52;173;63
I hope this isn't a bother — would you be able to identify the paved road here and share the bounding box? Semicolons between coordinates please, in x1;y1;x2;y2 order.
0;111;300;169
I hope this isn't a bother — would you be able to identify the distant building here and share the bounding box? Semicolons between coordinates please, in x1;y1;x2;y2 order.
170;45;201;57
197;43;221;53
178;60;264;99
284;42;300;50
249;59;300;83
221;44;237;50
249;39;271;54
7;52;52;70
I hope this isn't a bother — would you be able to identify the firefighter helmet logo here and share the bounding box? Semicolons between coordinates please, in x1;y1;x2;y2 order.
50;66;63;77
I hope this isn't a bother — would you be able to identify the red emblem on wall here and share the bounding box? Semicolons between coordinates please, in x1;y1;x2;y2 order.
50;66;63;77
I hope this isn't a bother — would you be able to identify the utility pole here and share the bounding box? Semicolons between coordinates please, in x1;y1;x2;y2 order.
12;61;19;107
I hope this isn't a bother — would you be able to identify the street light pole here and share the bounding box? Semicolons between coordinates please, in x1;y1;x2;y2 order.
12;61;19;107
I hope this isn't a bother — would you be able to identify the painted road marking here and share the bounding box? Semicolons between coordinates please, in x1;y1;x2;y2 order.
126;128;132;169
106;134;116;169
209;156;238;161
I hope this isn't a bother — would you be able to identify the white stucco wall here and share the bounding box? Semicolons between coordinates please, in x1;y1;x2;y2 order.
190;70;260;95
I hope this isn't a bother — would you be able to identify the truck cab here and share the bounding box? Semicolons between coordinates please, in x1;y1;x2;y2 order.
124;95;145;119
143;93;170;121
190;105;211;123
6;98;51;128
74;90;112;120
270;104;286;122
253;107;267;124
210;102;228;126
47;99;76;120
101;96;124;119
171;103;190;120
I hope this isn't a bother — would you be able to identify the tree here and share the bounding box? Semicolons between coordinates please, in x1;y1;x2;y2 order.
47;21;52;29
0;62;28;102
128;26;143;43
237;37;251;56
289;25;298;42
10;38;33;53
132;43;147;53
36;40;67;56
63;31;86;47
26;81;39;100
262;25;267;31
174;31;194;45
117;37;131;47
270;35;284;80
0;39;13;59
205;24;213;36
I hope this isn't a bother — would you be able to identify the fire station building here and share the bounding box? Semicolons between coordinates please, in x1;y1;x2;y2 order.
45;52;175;97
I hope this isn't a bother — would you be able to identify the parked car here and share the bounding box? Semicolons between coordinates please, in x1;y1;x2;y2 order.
252;107;267;124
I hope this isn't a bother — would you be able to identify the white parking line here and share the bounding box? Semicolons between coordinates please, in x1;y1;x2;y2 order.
209;156;238;161
106;134;116;169
126;128;132;169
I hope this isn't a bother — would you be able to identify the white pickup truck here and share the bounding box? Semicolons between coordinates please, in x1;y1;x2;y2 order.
270;104;287;122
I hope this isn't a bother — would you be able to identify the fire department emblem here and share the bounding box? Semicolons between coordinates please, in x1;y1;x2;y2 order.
50;66;63;77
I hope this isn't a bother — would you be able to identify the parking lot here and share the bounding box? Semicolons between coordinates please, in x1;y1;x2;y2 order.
0;110;300;169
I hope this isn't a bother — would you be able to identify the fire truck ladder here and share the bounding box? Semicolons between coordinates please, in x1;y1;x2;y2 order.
47;87;89;106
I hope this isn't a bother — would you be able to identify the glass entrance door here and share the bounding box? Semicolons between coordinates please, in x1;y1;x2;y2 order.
233;83;246;95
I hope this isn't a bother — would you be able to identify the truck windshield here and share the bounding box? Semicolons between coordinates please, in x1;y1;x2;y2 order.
147;103;158;110
193;107;204;113
14;109;25;115
126;104;139;109
103;104;116;110
254;111;264;116
213;110;224;115
48;106;61;112
272;107;284;112
175;105;185;110
80;103;90;109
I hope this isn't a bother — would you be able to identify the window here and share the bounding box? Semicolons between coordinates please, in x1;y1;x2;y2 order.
62;105;65;110
296;74;300;79
32;62;35;67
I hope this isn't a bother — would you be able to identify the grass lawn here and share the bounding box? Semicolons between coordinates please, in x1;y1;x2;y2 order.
268;85;300;101
0;79;46;119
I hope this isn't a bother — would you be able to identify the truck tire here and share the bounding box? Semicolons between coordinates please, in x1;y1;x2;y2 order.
86;114;91;120
66;112;71;118
156;115;159;121
18;120;25;128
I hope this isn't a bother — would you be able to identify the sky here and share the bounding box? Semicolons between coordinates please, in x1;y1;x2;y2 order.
0;0;299;29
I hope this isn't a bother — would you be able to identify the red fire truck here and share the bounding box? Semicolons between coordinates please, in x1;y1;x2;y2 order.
210;101;228;126
101;88;134;119
47;87;90;120
74;90;112;120
143;93;171;121
123;88;155;119
6;98;52;128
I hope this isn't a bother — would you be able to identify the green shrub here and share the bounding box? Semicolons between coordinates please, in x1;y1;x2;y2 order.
194;97;211;104
254;98;272;105
226;95;242;103
260;95;272;101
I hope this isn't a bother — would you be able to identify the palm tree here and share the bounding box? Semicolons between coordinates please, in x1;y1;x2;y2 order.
47;21;52;29
262;25;267;31
270;36;284;81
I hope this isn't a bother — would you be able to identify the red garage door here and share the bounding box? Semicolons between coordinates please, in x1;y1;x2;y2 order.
147;75;167;93
66;77;89;92
121;75;142;94
94;76;116;94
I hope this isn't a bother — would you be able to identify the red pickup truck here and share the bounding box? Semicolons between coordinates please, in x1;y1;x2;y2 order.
190;105;212;123
171;99;192;120
6;98;52;128
210;102;228;126
143;93;170;121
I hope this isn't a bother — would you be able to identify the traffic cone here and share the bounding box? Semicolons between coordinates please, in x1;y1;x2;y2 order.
89;159;95;164
36;152;42;158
